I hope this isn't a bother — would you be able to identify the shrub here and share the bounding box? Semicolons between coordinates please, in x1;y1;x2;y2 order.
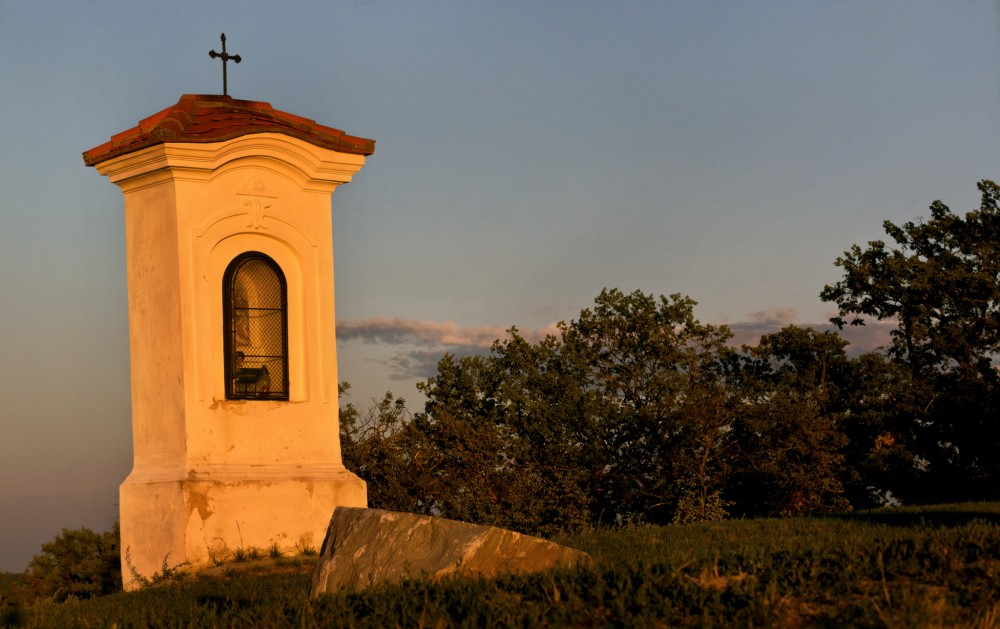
672;488;733;525
25;523;121;599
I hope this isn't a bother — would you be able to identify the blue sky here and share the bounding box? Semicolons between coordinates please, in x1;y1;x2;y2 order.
0;0;998;572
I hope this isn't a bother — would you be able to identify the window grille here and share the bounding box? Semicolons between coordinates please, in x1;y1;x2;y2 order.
223;252;289;400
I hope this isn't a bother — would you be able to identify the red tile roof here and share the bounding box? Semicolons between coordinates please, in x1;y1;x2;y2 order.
83;94;375;167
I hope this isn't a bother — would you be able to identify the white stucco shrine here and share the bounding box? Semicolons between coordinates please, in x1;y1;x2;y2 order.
83;94;373;588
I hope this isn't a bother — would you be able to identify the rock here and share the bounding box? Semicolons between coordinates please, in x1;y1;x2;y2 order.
310;507;592;594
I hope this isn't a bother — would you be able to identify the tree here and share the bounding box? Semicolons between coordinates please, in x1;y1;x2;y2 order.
414;349;592;536
24;524;121;600
340;383;430;514
821;180;1000;382
748;325;852;402
347;290;877;530
725;326;852;516
821;180;1000;501
835;352;925;507
560;289;738;524
418;289;741;527
487;332;596;534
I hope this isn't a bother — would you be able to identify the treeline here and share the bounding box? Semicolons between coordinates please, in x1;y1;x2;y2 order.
341;180;1000;535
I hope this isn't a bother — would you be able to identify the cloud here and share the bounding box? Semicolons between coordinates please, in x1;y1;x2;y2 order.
748;307;800;325
337;311;897;383
725;307;895;355
384;346;488;382
726;307;800;347
835;320;895;354
338;318;561;382
337;317;559;349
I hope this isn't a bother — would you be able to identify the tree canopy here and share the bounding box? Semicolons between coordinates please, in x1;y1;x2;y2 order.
344;291;879;531
822;181;1000;381
822;180;1000;501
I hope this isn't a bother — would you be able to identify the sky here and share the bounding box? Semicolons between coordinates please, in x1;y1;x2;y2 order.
0;0;998;572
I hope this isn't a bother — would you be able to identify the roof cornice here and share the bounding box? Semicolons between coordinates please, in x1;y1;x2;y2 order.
83;94;375;167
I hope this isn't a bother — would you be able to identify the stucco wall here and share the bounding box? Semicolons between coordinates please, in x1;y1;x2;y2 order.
96;133;369;587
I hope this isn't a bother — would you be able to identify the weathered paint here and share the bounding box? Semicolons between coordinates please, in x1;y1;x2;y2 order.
93;127;369;589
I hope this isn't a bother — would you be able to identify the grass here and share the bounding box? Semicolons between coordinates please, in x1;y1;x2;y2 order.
6;502;1000;627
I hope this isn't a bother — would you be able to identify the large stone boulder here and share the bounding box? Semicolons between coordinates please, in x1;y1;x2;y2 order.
310;507;592;594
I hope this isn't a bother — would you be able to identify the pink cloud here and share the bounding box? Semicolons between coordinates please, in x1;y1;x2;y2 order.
337;317;559;350
337;311;897;381
835;320;895;354
747;307;799;325
726;308;895;355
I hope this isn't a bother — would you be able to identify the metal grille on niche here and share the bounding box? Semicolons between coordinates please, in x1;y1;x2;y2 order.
225;253;289;400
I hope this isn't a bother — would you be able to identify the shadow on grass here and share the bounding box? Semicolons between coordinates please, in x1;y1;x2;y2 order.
830;501;1000;528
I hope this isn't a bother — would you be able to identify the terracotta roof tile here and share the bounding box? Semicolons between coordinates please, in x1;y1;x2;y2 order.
84;94;375;166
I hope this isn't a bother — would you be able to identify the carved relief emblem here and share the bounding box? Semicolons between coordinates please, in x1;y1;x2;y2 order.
243;197;271;230
236;176;278;230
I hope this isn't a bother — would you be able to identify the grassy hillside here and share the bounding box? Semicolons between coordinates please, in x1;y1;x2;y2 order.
7;502;1000;628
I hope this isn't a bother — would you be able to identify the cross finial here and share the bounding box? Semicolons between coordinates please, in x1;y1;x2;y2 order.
208;33;241;96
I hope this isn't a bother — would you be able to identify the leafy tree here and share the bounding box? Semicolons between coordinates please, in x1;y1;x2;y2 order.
835;352;925;507
344;291;873;532
822;180;1000;382
487;332;596;533
727;391;849;516
560;289;738;524
341;358;561;536
748;325;852;402
725;327;851;516
0;572;32;623
821;180;1000;501
414;350;592;536
24;524;121;600
404;289;744;529
340;383;430;513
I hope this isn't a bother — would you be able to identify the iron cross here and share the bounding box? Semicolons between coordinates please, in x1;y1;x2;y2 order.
209;33;242;96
